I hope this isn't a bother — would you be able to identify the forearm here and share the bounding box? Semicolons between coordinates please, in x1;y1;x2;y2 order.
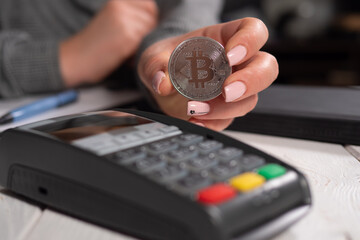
0;31;64;98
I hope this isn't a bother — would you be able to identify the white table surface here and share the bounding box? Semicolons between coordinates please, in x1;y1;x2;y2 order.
1;130;359;240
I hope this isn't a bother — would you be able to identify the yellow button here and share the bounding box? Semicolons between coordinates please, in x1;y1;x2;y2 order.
230;172;265;192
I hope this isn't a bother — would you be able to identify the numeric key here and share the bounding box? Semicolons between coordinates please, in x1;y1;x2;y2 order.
217;147;243;161
148;163;187;182
130;157;166;173
197;140;223;155
111;147;146;165
173;173;212;195
164;146;198;163
208;160;242;182
146;140;179;154
238;154;266;171
175;134;204;147
186;154;218;171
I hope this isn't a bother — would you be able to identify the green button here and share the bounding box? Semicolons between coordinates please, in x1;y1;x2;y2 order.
257;164;286;180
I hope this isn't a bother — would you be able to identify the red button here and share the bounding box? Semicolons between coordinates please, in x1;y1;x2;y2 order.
197;183;236;205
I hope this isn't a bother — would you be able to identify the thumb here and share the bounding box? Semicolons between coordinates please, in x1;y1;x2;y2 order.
138;40;176;96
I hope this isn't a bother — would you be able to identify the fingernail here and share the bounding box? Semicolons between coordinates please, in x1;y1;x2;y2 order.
152;71;165;94
224;81;247;102
193;122;205;127
187;101;210;116
227;45;247;67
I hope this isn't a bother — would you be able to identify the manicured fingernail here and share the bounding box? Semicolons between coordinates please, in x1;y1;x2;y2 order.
187;101;210;116
193;122;205;127
224;81;247;102
152;71;165;94
227;45;247;66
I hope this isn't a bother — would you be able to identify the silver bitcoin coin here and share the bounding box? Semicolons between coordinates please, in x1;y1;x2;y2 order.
168;37;231;101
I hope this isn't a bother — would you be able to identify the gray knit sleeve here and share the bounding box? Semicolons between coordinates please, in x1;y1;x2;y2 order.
138;0;224;57
0;31;64;98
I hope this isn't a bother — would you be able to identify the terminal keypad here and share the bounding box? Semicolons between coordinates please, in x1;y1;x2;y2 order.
106;127;287;206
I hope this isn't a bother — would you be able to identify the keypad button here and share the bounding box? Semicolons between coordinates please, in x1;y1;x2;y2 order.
174;173;212;194
257;164;286;180
197;140;223;155
208;160;242;181
73;133;117;153
165;146;198;163
238;154;266;171
230;172;265;192
159;126;179;134
136;129;162;139
197;183;237;205
113;133;142;145
186;154;218;171
217;147;243;161
146;140;179;154
130;157;166;173
175;134;204;147
148;163;187;182
112;147;146;165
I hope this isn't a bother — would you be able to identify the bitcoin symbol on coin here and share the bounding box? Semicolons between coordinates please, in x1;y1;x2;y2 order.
169;37;231;101
186;50;214;88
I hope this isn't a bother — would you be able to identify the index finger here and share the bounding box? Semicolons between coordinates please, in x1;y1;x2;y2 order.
222;17;269;67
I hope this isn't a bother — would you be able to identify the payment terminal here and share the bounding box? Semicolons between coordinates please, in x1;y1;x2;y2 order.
0;109;311;240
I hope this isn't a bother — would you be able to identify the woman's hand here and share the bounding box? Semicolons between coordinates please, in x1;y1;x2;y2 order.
60;0;158;87
138;18;278;131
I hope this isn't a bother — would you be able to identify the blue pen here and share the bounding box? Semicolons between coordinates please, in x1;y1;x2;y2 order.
0;90;78;125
